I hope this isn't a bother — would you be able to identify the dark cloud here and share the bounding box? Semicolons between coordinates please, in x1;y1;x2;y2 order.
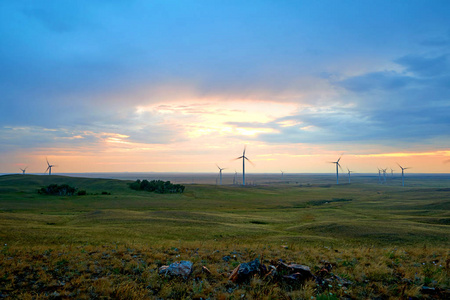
286;51;450;147
420;30;450;47
395;55;450;77
338;71;413;92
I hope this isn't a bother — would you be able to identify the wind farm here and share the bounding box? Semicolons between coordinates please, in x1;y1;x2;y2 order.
1;1;449;299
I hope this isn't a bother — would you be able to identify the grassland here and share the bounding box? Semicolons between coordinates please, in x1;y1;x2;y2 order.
0;174;449;299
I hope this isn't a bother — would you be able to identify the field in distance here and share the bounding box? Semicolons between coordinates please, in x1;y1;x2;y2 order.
0;174;449;298
0;174;449;247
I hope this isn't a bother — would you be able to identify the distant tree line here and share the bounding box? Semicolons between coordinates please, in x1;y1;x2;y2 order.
37;184;97;196
38;184;78;196
129;179;185;194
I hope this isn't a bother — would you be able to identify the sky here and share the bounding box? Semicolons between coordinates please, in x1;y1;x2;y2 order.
1;0;450;174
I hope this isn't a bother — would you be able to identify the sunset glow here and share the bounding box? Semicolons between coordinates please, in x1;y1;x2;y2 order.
1;1;449;174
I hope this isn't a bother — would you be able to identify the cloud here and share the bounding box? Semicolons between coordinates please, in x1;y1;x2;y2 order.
395;54;450;77
420;30;450;47
338;71;413;92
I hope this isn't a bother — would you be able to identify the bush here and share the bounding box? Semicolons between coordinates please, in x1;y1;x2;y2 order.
129;179;185;194
38;184;77;196
77;190;87;196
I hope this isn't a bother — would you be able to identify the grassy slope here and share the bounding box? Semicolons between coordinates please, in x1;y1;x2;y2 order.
0;174;448;247
1;174;449;299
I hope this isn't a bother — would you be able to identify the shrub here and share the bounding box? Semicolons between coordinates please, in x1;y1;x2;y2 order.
129;179;185;194
38;184;77;196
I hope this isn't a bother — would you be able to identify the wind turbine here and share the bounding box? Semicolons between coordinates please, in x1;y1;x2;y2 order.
216;164;226;185
382;168;387;183
377;168;382;184
347;168;353;183
19;167;27;175
397;163;410;187
390;168;394;177
233;170;238;185
234;146;253;186
45;158;55;175
280;170;284;180
329;156;342;184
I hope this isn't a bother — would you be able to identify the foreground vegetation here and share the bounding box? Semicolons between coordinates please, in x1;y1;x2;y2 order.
0;174;449;298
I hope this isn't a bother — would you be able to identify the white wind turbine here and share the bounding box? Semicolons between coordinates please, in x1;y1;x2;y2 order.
390;168;394;177
216;164;226;185
280;170;284;180
382;168;387;183
329;156;342;184
45;158;56;175
347;168;353;183
234;146;253;186
377;168;382;184
20;167;27;175
397;163;411;187
233;170;238;185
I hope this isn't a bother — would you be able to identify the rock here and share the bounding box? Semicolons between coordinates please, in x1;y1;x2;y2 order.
159;261;193;277
276;262;314;280
334;274;352;287
288;264;313;278
229;258;266;282
222;255;231;262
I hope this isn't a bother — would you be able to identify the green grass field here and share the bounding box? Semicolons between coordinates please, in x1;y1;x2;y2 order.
0;174;449;298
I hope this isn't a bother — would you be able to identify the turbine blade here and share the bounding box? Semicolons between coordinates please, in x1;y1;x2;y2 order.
337;156;342;163
46;158;50;166
243;145;247;156
244;157;255;166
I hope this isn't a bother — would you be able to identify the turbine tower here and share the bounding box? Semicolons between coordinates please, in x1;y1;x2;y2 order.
216;164;226;185
382;168;387;183
45;158;55;175
234;146;253;186
233;170;238;185
390;168;394;177
330;156;342;184
347;168;353;183
19;167;27;175
397;163;410;187
377;168;382;184
280;170;284;180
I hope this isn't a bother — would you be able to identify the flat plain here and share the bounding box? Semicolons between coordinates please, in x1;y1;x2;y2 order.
0;174;449;299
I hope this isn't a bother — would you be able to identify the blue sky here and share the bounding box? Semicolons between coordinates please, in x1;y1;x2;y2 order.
1;0;449;173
